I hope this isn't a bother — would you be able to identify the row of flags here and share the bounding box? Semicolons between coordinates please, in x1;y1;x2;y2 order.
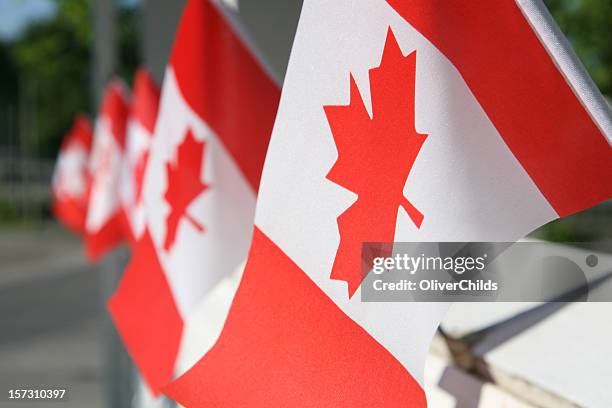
52;0;611;406
53;70;160;257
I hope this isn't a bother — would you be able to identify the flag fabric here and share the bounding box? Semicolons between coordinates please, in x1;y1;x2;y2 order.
165;0;611;406
107;0;280;395
119;68;160;245
52;114;93;235
174;262;245;377
85;80;130;261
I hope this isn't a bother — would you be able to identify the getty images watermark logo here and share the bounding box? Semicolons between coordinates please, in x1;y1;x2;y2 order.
360;242;612;302
370;252;495;292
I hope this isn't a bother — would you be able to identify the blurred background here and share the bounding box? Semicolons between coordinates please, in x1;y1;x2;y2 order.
0;0;609;407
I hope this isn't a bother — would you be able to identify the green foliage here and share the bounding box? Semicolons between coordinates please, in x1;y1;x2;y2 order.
7;0;140;158
117;6;141;85
0;197;19;223
11;0;91;157
544;0;612;95
531;217;594;242
0;42;18;103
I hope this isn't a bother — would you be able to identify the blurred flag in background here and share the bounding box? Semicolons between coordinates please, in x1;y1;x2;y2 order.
52;114;93;235
108;0;280;395
119;68;160;246
85;80;130;261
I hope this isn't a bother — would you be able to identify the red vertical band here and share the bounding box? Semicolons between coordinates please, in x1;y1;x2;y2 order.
170;0;281;192
64;114;93;151
387;0;611;216
131;68;160;134
108;229;184;395
100;80;130;149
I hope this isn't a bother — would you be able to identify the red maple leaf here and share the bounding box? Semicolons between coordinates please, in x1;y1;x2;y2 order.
163;129;209;251
324;28;427;297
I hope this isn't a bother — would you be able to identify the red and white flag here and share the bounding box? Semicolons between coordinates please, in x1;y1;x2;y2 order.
108;0;280;395
165;0;611;406
52;114;93;235
119;68;160;245
85;80;130;261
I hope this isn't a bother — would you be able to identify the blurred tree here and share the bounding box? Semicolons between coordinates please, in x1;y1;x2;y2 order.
11;0;91;157
9;0;140;157
544;0;612;95
0;42;18;105
117;5;141;84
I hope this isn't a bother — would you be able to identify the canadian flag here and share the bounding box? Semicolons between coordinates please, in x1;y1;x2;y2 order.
85;80;130;261
52;114;93;235
119;68;160;245
107;0;280;395
165;0;611;406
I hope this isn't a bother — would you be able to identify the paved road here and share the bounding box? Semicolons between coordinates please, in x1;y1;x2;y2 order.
0;319;105;408
0;262;101;344
0;224;128;408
